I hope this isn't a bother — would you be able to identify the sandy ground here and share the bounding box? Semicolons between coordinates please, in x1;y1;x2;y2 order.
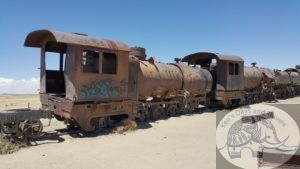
0;95;299;169
0;95;40;110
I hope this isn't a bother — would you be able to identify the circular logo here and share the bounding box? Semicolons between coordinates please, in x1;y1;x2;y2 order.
216;104;300;169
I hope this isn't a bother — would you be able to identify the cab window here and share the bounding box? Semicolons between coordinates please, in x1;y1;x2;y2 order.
82;50;99;73
102;52;117;74
229;63;234;75
235;63;239;75
229;62;239;75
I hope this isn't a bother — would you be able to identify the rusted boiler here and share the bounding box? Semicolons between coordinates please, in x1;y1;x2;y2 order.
288;71;300;84
273;70;294;98
137;61;212;101
244;66;263;90
285;67;300;95
274;70;291;85
243;65;275;103
130;47;212;102
130;48;212;119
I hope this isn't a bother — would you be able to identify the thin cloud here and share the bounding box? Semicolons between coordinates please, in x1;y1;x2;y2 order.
0;77;39;94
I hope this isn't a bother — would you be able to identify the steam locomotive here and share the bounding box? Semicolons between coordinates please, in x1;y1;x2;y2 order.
0;29;299;139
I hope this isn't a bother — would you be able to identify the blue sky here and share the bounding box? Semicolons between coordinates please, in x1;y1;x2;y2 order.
0;0;299;93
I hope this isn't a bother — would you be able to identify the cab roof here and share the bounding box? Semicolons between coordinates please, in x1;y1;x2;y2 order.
24;29;129;52
182;52;244;64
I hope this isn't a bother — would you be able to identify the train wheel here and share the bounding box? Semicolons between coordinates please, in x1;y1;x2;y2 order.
19;120;43;140
166;105;177;116
137;110;147;122
94;118;107;131
150;106;164;121
183;104;193;114
54;113;65;121
186;107;193;114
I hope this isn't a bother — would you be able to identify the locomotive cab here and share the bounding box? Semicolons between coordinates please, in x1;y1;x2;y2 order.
182;52;245;107
25;29;135;131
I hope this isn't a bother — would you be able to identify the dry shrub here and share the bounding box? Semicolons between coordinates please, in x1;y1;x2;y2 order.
0;138;24;154
113;120;137;134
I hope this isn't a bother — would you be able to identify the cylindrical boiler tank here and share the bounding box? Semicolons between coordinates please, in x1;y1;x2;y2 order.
138;61;183;100
244;67;263;90
174;64;212;94
260;67;275;83
137;61;212;100
289;71;300;84
274;70;291;86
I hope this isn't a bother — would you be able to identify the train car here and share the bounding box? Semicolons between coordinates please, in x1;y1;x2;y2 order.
181;52;244;107
24;29;212;131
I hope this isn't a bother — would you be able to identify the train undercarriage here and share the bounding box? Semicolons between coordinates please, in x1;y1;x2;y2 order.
0;93;207;140
0;109;52;140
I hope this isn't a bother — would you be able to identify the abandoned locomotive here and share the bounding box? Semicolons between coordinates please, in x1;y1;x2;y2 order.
23;29;212;132
1;29;299;139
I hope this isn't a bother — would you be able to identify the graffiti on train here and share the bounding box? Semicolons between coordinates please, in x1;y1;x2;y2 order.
80;79;127;98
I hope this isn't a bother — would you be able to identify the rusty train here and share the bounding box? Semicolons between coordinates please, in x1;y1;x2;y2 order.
0;29;300;139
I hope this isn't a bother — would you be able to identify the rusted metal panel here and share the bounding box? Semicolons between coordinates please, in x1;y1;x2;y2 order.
215;90;245;105
127;56;139;100
64;45;77;100
24;29;129;52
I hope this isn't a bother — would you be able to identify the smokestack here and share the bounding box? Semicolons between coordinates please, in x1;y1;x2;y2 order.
174;58;181;63
130;47;146;60
251;62;257;67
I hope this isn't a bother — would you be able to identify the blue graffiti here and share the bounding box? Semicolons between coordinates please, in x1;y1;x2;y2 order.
80;80;124;98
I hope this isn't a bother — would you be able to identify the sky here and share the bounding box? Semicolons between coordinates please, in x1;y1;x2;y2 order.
0;0;299;93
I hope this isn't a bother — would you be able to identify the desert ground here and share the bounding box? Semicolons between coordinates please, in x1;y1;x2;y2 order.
0;95;299;169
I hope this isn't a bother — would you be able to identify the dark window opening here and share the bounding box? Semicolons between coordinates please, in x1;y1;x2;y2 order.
102;52;117;74
82;50;99;73
229;62;234;75
235;63;239;75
